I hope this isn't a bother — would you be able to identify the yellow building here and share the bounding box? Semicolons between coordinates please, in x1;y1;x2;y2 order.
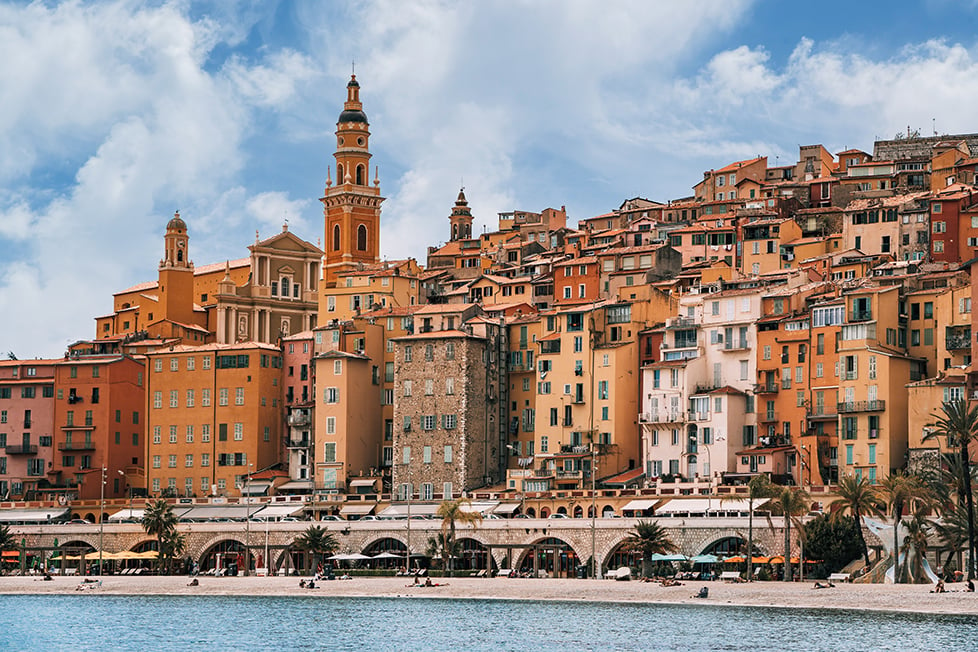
144;342;283;497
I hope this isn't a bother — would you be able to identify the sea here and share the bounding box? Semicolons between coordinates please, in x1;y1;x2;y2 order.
1;595;976;651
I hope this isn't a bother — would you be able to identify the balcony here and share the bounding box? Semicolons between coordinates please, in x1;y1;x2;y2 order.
666;317;696;329
642;411;685;424
946;326;971;351
759;411;779;423
807;406;837;420
59;441;96;451
533;468;555;478
687;411;710;422
287;412;311;427
5;444;38;455
754;383;778;394
723;340;750;352
838;400;886;413
555;469;583;481
849;310;873;322
287;438;311;449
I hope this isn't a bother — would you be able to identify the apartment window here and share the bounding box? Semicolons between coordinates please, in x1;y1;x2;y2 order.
324;387;339;403
202;356;211;370
446;342;455;360
169;390;178;408
444;445;453;463
763;345;770;360
425;345;434;361
404;346;413;362
402;446;411;464
185;454;193;468
185;425;194;443
219;388;228;406
202;389;211;407
169;426;177;444
168;455;177;468
170;358;179;372
202;424;210;442
154;359;163;373
153;392;162;409
422;415;436;431
446;377;455;395
403;380;412;397
540;436;548;453
186;390;194;407
234;423;243;440
153;426;161;444
423;446;432;464
425;379;434;396
326;417;336;435
187;357;195;371
152;455;161;469
442;414;457;429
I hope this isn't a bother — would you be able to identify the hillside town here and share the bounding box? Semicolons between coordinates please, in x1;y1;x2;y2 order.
2;74;978;527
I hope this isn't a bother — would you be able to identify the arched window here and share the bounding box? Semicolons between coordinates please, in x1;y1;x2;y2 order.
177;250;183;262
337;164;344;183
356;165;365;185
452;224;458;240
333;225;340;251
357;224;367;251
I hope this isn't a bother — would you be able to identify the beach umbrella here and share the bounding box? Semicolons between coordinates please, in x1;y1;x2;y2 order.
328;553;353;561
691;554;719;564
724;555;746;564
345;553;372;561
660;554;688;562
372;552;402;559
649;553;672;562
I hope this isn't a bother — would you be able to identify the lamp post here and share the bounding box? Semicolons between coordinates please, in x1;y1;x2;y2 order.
118;470;132;519
98;466;106;576
244;463;253;576
591;444;599;579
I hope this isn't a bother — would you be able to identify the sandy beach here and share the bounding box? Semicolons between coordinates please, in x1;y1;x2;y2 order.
2;575;977;615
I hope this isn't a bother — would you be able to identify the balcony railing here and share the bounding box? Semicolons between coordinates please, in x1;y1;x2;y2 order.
687;411;710;422
946;332;971;351
287;438;311;449
287;412;311;427
759;411;779;423
723;340;750;351
849;310;873;322
807;406;837;420
556;470;583;479
838;400;886;413
754;383;778;394
59;441;96;451
666;317;696;329
642;411;685;424
5;444;38;455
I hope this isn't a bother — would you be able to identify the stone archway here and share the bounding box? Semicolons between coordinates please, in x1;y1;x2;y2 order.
514;536;581;578
198;538;247;573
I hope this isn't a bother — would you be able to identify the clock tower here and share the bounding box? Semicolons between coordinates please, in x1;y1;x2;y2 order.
321;75;384;287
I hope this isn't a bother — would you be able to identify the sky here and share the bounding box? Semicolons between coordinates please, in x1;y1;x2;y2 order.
3;0;978;358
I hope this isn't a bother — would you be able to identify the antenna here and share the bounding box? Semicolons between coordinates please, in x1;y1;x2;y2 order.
352;59;355;75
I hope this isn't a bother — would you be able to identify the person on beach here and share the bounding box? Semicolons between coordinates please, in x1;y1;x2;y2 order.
931;579;946;593
968;580;975;593
187;578;198;586
299;579;307;588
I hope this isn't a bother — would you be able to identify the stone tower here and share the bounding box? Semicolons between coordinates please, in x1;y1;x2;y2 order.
449;188;473;241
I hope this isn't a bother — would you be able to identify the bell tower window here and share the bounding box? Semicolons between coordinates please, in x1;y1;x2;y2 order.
338;164;344;183
356;165;365;185
357;225;368;251
333;225;341;251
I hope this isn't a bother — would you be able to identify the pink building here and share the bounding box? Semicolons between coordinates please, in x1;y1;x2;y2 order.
0;360;58;500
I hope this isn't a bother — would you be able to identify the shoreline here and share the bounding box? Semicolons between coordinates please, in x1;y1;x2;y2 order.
2;575;978;615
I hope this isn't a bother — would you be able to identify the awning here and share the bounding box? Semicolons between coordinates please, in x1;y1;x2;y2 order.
621;499;660;512
276;480;315;493
655;498;768;515
378;504;439;517
603;468;645;487
461;501;499;515
1;550;19;560
339;504;376;516
178;505;250;521
241;482;271;496
108;508;145;522
493;503;522;515
252;504;305;520
0;508;70;524
349;479;378;488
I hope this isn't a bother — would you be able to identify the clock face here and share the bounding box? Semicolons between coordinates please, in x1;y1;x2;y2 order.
177;240;185;248
338;136;344;147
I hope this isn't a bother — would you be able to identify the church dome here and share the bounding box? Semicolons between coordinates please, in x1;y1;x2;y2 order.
167;211;186;231
338;108;368;124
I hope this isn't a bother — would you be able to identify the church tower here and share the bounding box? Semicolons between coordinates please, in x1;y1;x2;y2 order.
321;75;384;287
158;211;195;326
449;188;473;241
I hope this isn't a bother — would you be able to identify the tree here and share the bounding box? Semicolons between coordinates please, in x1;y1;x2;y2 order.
160;529;187;574
436;498;482;576
804;513;863;576
426;533;456;571
0;524;14;551
880;472;932;583
740;474;777;582
767;485;810;582
932;500;978;576
832;474;883;566
141;499;179;574
926;399;978;581
293;525;338;574
625;520;678;578
901;513;931;584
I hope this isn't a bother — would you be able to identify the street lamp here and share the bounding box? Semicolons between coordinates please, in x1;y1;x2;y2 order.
118;470;132;519
244;462;253;576
591;444;599;579
98;466;106;576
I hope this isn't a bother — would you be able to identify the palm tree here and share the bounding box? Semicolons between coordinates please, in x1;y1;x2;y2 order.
141;499;178;574
160;529;187;575
901;513;931;584
767;485;810;582
436;498;482;576
0;524;14;551
293;525;338;574
832;474;883;566
426;533;456;571
926;399;978;580
880;472;933;583
741;474;776;582
625;520;678;578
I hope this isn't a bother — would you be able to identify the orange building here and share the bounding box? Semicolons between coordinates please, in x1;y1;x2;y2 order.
144;343;283;498
50;355;146;502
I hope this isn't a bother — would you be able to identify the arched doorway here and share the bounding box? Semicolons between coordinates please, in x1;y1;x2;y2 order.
454;538;495;574
517;537;579;578
525;507;536;518
362;537;407;571
199;539;247;575
702;536;753;557
556;506;568;515
573;505;584;518
603;539;641;576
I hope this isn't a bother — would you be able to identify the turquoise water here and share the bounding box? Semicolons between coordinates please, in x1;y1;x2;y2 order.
1;596;976;651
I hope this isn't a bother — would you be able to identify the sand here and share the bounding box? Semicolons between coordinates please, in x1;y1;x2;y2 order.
2;575;977;615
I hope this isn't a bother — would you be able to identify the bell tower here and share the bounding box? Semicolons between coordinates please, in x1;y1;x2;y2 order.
321;75;384;287
158;211;195;325
449;188;473;241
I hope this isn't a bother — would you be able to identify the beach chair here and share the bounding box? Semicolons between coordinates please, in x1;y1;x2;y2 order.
719;571;741;582
828;572;850;583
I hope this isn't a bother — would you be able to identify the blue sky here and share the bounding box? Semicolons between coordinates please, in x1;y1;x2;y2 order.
2;0;978;357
